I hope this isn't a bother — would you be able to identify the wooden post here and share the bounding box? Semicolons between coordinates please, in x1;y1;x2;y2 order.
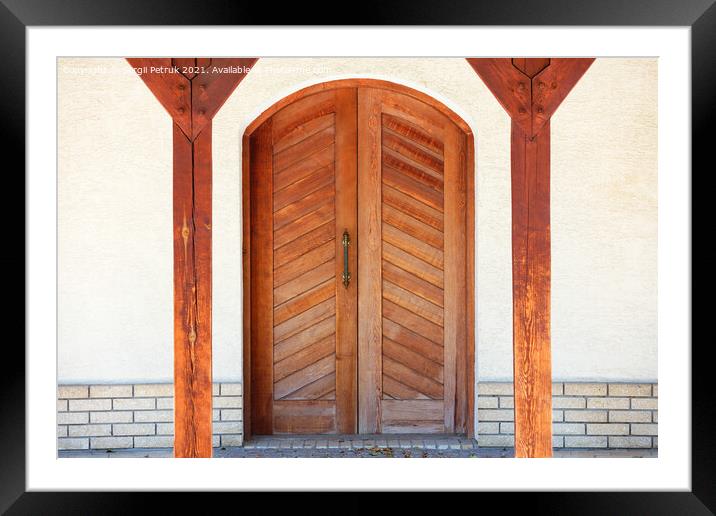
467;58;594;457
127;58;257;457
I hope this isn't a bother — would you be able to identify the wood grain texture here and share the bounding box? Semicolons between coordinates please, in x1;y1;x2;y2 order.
333;88;358;433
172;124;212;458
466;58;532;135
467;58;593;456
442;123;467;433
357;87;383;433
126;58;192;137
244;80;475;437
372;88;469;434
511;121;552;457
249;120;274;435
270;91;339;418
530;58;595;136
128;57;256;457
468;57;594;139
191;58;258;140
242;134;252;442
464;137;476;438
247;89;362;434
511;58;550;78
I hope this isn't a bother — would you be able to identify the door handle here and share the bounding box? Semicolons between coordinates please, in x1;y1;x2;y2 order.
342;230;351;288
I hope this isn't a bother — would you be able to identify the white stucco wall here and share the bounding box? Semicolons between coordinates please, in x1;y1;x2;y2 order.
58;58;173;383
57;57;657;384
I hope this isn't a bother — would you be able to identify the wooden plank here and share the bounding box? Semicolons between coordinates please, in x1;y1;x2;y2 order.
382;241;443;289
273;113;334;153
274;335;336;382
274;354;336;400
382;318;444;365
273;203;335;249
273;221;335;269
273;183;335;230
383;375;428;400
382;184;444;231
511;121;553;457
382;280;444;327
382;132;444;178
273;279;335;325
172;123;212;458
382;421;445;434
357;87;383;433
285;373;336;400
382;151;444;192
249;120;274;435
273;166;334;210
382;164;444;211
462;131;476;437
271;91;337;142
273;241;334;286
273;400;336;434
442;124;467;433
273;318;336;362
379;90;447;133
273;147;335;192
382;204;444;250
382;112;444;155
273;261;335;306
383;227;444;272
273;298;336;344
333;88;358;433
383;357;443;400
273;125;335;172
382;399;444;421
383;300;443;345
383;337;444;384
382;260;443;307
512;58;550;78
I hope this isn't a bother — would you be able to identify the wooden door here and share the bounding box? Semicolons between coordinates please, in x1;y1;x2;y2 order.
249;84;468;435
249;88;358;434
357;88;467;434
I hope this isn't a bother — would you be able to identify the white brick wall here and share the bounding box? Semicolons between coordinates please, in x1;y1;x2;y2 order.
57;383;243;451
477;382;657;449
58;381;656;451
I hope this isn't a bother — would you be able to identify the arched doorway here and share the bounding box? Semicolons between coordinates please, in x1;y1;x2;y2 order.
242;79;475;438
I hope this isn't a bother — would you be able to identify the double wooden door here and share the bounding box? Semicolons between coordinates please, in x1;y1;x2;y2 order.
249;85;469;435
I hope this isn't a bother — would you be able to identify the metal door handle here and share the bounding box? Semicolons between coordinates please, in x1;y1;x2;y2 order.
342;230;351;288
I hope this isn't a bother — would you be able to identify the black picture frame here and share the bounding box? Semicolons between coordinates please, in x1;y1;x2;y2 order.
7;0;707;511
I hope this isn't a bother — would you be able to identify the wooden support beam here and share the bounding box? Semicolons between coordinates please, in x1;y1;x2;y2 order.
467;57;594;457
510;120;552;457
127;57;257;457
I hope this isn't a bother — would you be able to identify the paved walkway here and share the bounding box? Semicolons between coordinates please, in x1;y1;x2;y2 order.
59;434;657;459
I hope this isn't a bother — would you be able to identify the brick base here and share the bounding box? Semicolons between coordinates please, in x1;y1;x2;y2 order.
57;381;657;451
477;382;658;449
57;383;242;451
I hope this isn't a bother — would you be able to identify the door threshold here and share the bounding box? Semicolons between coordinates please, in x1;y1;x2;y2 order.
243;434;476;450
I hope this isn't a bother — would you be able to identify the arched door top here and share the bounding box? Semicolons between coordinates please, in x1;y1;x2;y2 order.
244;78;473;138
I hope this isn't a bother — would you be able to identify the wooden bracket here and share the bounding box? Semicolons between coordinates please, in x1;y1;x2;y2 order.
467;58;594;457
127;57;257;457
